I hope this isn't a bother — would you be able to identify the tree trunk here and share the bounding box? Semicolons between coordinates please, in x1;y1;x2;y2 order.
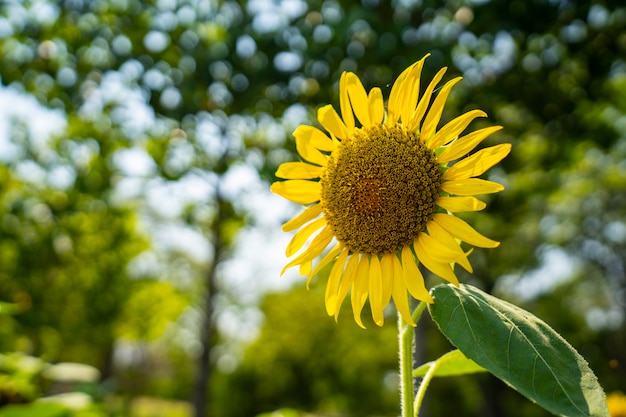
191;180;225;417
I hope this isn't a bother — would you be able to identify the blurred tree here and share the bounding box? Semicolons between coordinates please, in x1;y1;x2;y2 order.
1;1;274;415
212;283;400;417
0;116;148;371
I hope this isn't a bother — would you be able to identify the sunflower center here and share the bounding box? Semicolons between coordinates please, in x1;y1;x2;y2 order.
321;124;442;255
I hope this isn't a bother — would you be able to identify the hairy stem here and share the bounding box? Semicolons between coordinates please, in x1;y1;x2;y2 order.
398;302;427;417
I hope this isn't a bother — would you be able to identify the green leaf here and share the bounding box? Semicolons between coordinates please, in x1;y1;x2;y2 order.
429;283;608;417
0;403;69;417
413;349;487;377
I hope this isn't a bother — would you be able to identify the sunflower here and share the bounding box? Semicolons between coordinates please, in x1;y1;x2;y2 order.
271;54;510;327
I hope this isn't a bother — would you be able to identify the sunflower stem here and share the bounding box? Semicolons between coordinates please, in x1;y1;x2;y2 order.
413;355;441;417
398;302;427;417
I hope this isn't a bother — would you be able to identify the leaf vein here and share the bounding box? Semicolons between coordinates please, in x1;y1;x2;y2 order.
468;288;585;414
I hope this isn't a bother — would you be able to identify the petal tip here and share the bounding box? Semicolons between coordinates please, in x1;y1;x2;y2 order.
353;314;367;329
422;294;435;304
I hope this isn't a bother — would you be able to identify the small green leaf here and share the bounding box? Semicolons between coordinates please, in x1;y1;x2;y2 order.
429;283;608;417
414;349;487;377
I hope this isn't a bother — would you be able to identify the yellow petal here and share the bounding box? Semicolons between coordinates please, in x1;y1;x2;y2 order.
339;72;355;132
286;217;326;257
379;253;394;313
433;213;500;248
421;76;462;144
293;125;336;152
310;243;343;277
350;255;370;328
307;225;334;255
276;162;324;179
387;55;431;126
399;56;429;127
271;180;321;204
429;109;487;149
410;66;447;132
387;61;416;126
299;261;312;277
401;245;433;303
413;241;460;285
325;247;349;316
427;221;472;273
368;255;385;326
437;196;486;213
438;126;503;163
389;254;416;326
280;225;333;275
441;178;504;195
295;132;327;167
318;104;348;140
368;87;384;126
334;253;359;319
282;204;323;232
443;144;512;181
414;231;461;263
346;72;371;127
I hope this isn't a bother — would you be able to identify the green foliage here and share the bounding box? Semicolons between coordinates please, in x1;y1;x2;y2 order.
413;349;486;378
126;396;192;417
213;284;399;417
115;281;189;342
0;177;148;365
0;353;45;406
429;284;608;417
255;409;302;417
0;403;69;417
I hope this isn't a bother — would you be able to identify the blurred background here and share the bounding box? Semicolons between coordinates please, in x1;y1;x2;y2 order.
0;0;625;416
